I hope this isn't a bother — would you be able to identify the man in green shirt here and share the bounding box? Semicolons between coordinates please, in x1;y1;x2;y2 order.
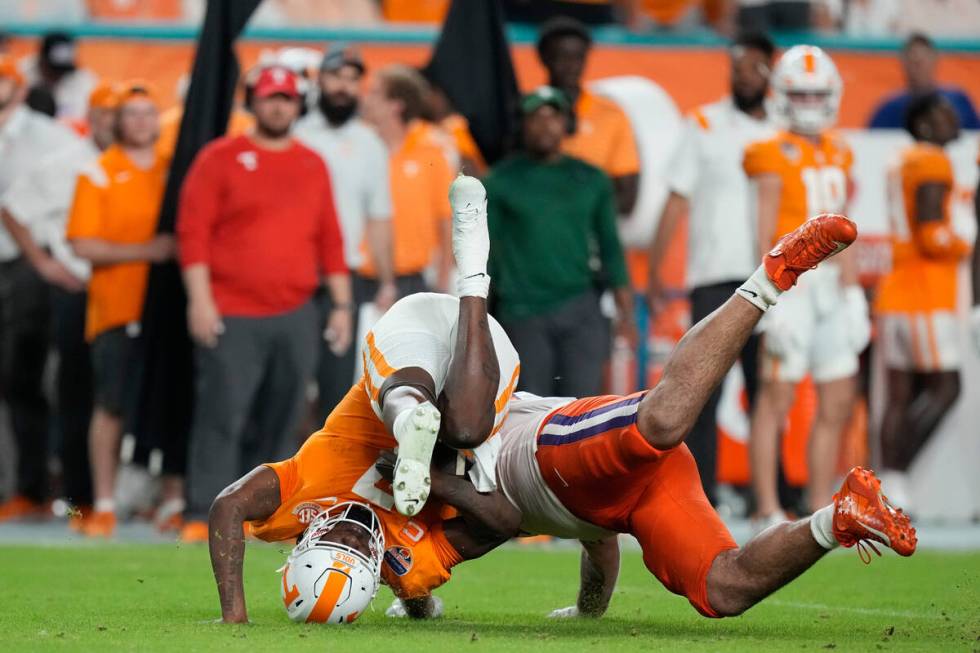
485;86;635;397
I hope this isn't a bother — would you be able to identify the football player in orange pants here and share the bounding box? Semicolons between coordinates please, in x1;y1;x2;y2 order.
876;93;970;510
407;214;916;621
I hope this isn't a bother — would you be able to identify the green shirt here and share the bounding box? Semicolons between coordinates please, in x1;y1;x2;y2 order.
485;153;630;322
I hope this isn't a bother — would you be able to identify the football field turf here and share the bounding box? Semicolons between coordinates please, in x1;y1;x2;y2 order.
1;543;977;652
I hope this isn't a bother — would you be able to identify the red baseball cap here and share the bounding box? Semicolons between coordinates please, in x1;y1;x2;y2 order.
253;66;301;99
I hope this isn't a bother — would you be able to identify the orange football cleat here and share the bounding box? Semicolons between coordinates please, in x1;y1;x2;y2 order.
81;511;117;538
179;520;209;543
0;495;47;522
833;466;917;563
765;213;858;291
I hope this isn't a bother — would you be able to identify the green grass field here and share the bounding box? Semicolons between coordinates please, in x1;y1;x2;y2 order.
0;543;977;652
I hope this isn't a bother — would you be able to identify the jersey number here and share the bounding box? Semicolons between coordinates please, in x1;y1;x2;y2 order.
801;166;847;215
352;466;395;511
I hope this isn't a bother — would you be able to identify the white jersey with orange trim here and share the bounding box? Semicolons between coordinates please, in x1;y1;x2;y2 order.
362;293;521;492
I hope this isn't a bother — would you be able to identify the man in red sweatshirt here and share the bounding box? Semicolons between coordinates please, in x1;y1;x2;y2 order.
176;66;351;542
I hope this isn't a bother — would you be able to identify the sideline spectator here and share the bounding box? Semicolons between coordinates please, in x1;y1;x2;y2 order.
0;54;79;522
868;33;980;129
21;32;98;121
876;94;968;511
177;66;350;543
0;83;119;527
66;82;175;538
295;44;396;422
647;32;776;505
536;17;641;215
486;87;635;398
360;64;454;295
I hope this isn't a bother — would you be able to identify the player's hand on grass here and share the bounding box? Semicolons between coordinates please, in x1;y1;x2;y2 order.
386;596;443;619
548;606;581;619
36;255;85;292
187;296;224;348
325;305;353;356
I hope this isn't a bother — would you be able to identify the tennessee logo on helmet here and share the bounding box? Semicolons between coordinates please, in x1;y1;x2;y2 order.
383;546;414;576
292;502;323;524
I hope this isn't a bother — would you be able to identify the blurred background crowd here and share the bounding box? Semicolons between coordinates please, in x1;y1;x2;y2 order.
0;0;977;543
3;0;980;36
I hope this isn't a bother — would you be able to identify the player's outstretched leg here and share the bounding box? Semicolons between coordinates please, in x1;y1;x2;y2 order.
636;213;858;450
705;466;916;616
392;174;498;516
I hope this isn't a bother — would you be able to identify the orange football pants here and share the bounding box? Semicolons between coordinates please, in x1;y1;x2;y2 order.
535;393;737;617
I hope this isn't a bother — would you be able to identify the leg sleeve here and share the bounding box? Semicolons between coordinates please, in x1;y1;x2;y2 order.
628;445;737;618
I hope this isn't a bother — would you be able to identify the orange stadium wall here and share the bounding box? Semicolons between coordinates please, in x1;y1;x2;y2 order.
7;38;980;126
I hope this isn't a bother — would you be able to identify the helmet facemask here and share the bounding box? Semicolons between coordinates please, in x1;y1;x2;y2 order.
280;501;386;624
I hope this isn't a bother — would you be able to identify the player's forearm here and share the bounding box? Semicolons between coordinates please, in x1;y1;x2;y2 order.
439;296;498;448
577;537;620;617
207;467;282;624
432;472;522;557
208;496;249;623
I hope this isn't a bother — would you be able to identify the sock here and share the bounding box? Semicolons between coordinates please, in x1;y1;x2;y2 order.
457;273;491;298
736;264;783;312
392;407;414;446
809;504;839;550
94;498;115;514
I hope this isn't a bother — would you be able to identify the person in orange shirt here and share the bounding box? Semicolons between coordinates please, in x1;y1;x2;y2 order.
973;142;980;354
66;82;176;538
536;16;640;215
876;93;968;507
742;46;870;527
360;65;454;295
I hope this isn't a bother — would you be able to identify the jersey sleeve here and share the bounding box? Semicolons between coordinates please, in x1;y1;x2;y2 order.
65;163;108;240
742;138;784;178
606;106;641;178
381;521;461;600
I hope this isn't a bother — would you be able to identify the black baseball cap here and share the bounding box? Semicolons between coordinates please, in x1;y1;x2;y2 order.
40;32;77;73
320;43;365;74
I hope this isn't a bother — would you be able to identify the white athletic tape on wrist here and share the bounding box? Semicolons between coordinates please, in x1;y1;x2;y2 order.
457;273;490;299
